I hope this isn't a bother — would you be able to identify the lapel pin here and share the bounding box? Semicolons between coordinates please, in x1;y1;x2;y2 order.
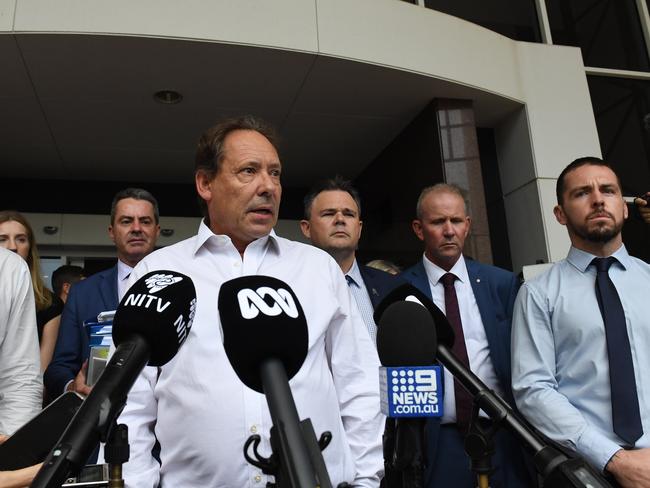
372;288;379;296
476;278;481;283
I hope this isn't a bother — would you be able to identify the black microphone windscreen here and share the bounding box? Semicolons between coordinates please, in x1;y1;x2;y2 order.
113;270;196;367
374;283;455;348
218;275;308;394
377;300;437;367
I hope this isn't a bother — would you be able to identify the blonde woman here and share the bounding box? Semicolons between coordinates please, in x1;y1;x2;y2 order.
0;211;63;372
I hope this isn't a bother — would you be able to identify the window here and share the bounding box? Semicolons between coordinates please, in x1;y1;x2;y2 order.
547;0;649;71
424;0;541;42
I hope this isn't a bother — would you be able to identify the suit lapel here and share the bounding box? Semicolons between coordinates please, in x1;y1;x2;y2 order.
99;265;120;310
410;261;433;301
358;265;382;308
466;259;506;384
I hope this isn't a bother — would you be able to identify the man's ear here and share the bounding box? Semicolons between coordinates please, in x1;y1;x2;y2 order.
412;219;424;241
464;216;472;238
195;171;213;202
299;220;311;240
554;204;567;225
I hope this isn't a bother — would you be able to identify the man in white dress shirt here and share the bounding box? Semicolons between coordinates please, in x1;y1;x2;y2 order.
0;247;41;438
119;116;384;487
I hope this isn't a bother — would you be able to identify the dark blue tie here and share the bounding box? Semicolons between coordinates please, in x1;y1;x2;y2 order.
592;257;643;445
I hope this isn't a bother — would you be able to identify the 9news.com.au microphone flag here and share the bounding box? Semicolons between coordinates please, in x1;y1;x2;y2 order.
30;270;197;488
218;275;308;393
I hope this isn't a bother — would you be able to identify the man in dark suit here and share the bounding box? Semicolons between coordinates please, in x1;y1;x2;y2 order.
300;177;396;344
44;188;160;397
401;183;530;488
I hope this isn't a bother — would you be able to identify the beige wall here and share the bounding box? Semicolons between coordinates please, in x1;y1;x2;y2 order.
4;0;604;270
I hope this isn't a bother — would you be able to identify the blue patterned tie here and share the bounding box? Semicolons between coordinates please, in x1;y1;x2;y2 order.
592;257;643;445
345;275;377;345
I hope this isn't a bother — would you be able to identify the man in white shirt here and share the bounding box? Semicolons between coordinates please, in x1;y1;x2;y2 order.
401;183;531;488
119;116;384;487
0;247;41;437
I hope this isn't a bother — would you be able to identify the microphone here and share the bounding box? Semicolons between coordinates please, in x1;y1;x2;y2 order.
218;275;332;488
377;301;442;488
376;284;614;488
218;275;307;393
374;283;455;348
378;301;443;418
31;270;196;488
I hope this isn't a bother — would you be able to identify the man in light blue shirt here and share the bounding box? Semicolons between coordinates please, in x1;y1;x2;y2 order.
512;157;650;487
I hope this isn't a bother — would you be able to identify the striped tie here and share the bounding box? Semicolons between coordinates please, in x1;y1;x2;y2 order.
346;274;377;345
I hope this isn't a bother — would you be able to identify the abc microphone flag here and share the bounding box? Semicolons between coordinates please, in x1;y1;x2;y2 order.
218;275;308;392
218;276;333;488
378;300;443;418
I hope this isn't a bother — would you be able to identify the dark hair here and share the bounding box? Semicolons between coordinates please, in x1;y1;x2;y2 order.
556;157;622;204
52;265;85;297
110;188;160;224
303;176;362;219
194;115;279;217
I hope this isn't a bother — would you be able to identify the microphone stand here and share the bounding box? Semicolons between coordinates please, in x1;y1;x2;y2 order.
243;357;334;488
437;344;613;488
104;423;129;488
390;418;425;488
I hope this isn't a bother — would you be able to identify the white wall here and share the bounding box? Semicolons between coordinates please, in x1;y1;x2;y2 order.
6;0;604;270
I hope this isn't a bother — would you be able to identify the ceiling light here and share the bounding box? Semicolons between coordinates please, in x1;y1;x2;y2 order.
154;90;183;104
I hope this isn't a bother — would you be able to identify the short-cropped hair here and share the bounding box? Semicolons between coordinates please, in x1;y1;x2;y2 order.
303;176;362;220
110;188;160;225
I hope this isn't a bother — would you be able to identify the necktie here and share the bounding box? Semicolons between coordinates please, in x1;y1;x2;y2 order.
440;273;473;431
592;257;643;445
345;275;377;344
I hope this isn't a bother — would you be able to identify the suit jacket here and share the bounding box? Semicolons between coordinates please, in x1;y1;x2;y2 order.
44;265;119;396
358;264;400;310
400;257;520;460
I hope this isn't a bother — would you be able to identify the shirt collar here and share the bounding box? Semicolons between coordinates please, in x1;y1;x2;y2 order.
566;244;631;272
116;259;133;281
346;259;363;287
422;253;469;285
192;219;281;257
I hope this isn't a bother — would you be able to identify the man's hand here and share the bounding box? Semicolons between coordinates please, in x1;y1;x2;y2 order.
606;448;650;487
0;434;8;445
634;193;650;224
65;360;92;397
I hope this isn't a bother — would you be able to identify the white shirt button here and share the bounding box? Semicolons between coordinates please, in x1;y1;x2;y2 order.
250;425;257;434
254;475;262;483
